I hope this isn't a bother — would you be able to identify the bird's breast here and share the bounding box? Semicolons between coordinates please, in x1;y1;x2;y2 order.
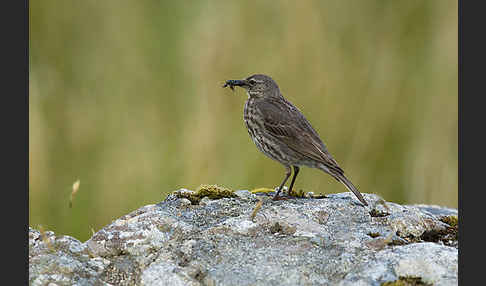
243;99;262;142
243;99;254;128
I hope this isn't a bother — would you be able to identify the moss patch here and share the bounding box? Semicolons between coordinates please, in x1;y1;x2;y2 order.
440;215;458;228
175;184;236;204
394;215;458;247
250;187;275;194
250;187;325;199
369;209;390;217
269;222;283;234
414;215;458;246
418;215;458;246
381;276;432;286
367;232;381;238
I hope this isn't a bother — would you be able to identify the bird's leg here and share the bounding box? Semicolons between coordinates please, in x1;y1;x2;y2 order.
287;166;300;195
273;166;292;200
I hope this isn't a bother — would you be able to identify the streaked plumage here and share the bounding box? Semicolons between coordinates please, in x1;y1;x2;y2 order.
224;74;367;206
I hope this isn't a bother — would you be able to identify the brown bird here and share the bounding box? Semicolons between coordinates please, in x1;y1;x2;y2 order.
223;74;368;206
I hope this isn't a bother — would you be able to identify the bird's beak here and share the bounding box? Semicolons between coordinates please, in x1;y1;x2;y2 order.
223;79;248;90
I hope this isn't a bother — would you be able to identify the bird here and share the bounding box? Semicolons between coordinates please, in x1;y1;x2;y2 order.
223;74;368;206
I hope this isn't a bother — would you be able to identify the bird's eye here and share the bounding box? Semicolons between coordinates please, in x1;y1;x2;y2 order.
248;79;257;85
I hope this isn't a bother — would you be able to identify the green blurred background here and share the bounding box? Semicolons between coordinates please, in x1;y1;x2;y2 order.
29;0;458;241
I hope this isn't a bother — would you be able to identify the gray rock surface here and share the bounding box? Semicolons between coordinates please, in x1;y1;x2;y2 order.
29;189;458;286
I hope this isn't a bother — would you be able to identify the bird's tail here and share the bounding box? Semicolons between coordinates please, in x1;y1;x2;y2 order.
331;171;368;206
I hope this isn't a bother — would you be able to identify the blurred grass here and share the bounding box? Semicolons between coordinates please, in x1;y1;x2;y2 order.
29;0;457;241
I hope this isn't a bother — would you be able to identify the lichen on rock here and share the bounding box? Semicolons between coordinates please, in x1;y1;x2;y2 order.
173;184;236;204
29;188;458;286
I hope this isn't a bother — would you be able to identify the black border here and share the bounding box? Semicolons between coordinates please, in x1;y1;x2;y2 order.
2;0;28;283
459;0;483;284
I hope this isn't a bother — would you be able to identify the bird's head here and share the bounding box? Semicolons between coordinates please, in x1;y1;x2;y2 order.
223;74;280;98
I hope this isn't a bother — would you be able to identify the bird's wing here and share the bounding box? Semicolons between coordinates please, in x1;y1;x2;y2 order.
255;97;344;175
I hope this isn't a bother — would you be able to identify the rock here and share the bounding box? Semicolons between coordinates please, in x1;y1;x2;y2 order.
29;189;458;286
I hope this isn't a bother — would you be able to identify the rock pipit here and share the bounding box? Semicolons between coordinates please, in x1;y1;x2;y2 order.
223;74;368;206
